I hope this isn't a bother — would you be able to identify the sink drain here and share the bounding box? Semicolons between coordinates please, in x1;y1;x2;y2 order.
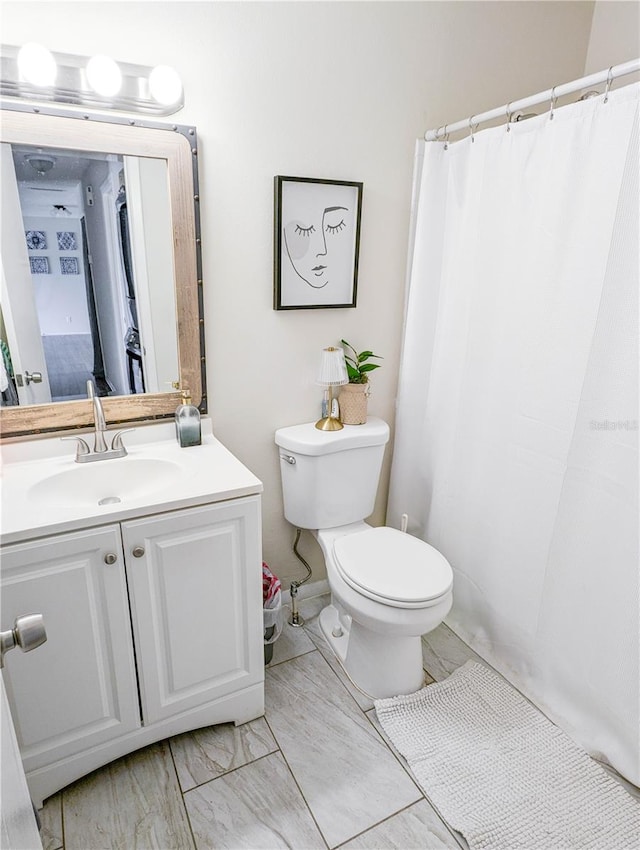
98;496;122;506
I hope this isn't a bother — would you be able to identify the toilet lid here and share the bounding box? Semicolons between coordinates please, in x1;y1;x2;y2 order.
333;527;453;607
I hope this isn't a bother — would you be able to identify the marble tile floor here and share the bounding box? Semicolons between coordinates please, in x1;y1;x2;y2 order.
39;594;637;850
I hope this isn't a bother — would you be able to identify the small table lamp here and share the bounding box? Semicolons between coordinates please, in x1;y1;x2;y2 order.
315;346;349;431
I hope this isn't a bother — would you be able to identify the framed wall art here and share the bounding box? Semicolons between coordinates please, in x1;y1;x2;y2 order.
274;176;362;310
57;231;77;250
60;257;79;275
25;230;47;250
29;256;49;274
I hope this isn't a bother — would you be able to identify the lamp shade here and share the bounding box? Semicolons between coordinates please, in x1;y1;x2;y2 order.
316;347;348;387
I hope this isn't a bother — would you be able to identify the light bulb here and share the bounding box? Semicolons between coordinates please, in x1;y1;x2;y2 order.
17;43;57;87
149;65;182;106
86;54;122;97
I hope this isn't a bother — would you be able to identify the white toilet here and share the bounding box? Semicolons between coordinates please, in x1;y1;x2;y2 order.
275;417;453;699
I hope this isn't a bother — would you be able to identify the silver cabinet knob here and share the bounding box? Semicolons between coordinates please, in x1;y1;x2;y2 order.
132;546;145;558
0;614;47;668
104;553;118;565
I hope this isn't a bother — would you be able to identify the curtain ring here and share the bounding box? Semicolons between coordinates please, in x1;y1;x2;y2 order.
468;115;477;143
549;86;558;121
443;124;450;150
506;102;512;132
604;66;614;103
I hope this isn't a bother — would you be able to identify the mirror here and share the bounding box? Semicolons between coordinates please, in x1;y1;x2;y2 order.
5;144;178;403
0;106;204;438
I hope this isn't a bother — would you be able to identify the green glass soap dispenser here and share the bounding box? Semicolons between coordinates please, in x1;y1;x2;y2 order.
175;389;201;447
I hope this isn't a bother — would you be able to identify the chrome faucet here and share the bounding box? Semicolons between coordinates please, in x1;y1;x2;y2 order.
62;380;134;463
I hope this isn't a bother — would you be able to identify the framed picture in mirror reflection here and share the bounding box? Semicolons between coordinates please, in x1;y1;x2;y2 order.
29;256;50;274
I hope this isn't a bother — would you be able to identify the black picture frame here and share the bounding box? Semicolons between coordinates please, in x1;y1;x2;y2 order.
274;176;362;310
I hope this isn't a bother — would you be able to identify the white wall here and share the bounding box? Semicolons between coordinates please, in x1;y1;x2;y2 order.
3;1;595;587
584;0;640;75
22;215;91;336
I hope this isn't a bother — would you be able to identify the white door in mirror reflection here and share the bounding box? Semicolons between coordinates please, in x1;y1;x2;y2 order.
1;142;52;406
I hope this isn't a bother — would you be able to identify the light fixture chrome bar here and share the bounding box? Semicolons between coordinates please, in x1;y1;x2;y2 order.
425;57;640;141
1;45;184;116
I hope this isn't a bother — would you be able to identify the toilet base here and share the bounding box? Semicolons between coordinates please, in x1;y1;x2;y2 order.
319;604;426;699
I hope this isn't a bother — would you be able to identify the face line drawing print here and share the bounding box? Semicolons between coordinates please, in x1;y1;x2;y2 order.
283;204;349;289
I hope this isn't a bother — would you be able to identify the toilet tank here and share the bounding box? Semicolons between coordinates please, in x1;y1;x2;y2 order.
275;417;390;529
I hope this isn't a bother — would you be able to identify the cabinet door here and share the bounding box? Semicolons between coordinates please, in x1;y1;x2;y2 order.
0;527;140;772
121;497;263;725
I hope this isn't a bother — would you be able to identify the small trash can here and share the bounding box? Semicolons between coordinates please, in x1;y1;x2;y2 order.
262;563;283;664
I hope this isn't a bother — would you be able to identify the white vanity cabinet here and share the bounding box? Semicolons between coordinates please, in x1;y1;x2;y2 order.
1;525;141;767
0;494;264;808
121;499;262;724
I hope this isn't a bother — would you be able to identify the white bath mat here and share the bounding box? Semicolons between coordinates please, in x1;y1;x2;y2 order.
375;661;639;850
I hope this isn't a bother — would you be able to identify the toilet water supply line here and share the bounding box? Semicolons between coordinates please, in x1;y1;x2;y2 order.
289;528;313;627
288;514;410;627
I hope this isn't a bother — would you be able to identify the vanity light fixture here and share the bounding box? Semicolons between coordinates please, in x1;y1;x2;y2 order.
1;44;184;116
85;54;123;98
148;65;183;107
315;346;349;431
17;43;57;87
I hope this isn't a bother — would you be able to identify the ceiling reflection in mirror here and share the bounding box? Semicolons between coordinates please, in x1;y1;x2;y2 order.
3;143;178;407
0;107;204;438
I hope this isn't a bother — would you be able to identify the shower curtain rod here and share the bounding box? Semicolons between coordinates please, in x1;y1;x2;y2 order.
424;57;640;141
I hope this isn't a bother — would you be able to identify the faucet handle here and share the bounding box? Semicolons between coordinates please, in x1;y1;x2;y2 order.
61;436;91;460
110;429;135;452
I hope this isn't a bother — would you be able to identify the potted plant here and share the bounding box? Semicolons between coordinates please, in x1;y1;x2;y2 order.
339;339;383;425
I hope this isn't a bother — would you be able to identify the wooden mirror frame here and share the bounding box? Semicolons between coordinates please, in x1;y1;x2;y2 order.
0;105;205;439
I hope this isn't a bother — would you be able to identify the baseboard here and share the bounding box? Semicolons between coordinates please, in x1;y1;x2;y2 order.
282;579;329;605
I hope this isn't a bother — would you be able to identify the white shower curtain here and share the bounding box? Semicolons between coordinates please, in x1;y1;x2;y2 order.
388;83;639;785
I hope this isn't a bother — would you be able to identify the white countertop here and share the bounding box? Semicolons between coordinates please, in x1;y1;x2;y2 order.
0;419;263;546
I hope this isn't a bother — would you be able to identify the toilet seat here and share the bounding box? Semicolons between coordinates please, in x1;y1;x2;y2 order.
332;526;453;609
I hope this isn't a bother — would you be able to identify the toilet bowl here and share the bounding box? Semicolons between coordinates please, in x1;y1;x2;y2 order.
314;523;452;697
275;417;454;699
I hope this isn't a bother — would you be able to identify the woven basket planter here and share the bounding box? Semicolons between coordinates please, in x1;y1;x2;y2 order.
339;383;370;425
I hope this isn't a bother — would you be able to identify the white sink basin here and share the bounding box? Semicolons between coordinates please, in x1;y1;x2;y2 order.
1;421;263;545
27;457;183;507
